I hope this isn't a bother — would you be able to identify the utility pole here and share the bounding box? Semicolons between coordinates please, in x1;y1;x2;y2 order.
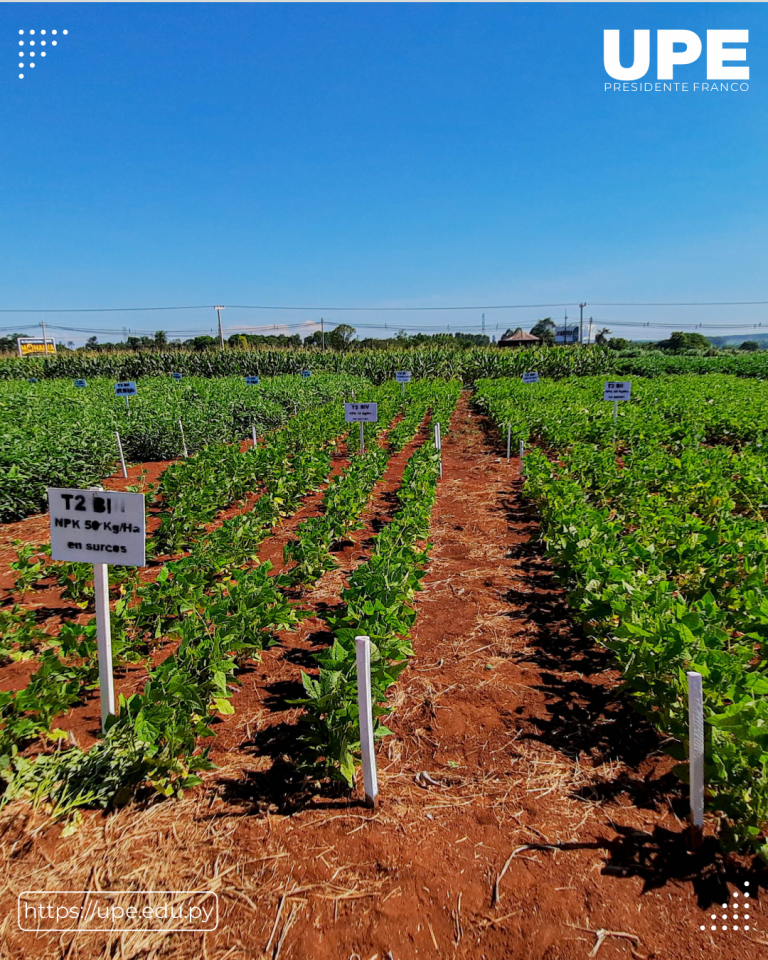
587;316;594;346
579;302;586;346
214;306;225;349
41;320;47;353
321;317;325;351
481;313;486;337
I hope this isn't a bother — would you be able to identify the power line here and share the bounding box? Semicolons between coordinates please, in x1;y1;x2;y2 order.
3;298;768;315
591;300;768;307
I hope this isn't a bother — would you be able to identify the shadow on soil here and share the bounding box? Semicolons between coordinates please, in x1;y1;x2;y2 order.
471;401;768;901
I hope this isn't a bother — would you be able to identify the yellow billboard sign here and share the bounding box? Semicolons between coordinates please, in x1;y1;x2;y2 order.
17;338;56;356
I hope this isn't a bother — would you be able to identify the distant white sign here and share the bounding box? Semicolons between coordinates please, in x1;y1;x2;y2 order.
49;488;146;566
395;371;412;383
244;376;260;385
300;370;311;378
115;381;138;397
522;372;539;384
345;402;378;423
555;327;580;345
73;379;87;388
171;372;183;381
603;381;632;402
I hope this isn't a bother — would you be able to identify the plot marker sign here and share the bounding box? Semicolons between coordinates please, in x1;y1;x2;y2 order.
48;487;146;730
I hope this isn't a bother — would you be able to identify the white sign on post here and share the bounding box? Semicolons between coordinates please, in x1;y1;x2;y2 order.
115;381;138;397
48;488;146;731
522;371;539;384
603;381;631;402
244;376;260;385
171;372;182;381
344;403;378;423
395;371;412;383
49;488;146;567
74;379;87;388
300;369;311;378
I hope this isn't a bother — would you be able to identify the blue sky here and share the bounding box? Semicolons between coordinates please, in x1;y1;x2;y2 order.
1;2;766;345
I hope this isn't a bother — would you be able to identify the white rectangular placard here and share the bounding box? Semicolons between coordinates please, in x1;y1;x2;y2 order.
171;372;182;381
395;371;412;383
300;369;311;377
603;381;631;402
244;376;260;385
522;372;539;384
49;488;146;566
73;379;87;388
115;381;138;397
345;402;378;423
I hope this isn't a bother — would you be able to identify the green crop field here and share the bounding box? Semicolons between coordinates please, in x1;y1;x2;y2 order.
476;374;768;857
2;363;768;870
0;376;460;817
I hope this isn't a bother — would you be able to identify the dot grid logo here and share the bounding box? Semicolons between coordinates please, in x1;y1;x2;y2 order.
604;29;750;93
17;27;68;79
699;882;758;934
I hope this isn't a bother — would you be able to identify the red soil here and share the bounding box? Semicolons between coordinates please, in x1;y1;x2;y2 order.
0;397;765;960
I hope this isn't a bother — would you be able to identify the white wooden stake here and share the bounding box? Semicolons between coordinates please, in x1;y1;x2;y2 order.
293;401;298;417
115;431;128;479
687;670;705;846
435;422;442;479
355;635;378;809
506;423;511;459
401;381;405;397
125;395;130;416
93;562;116;730
613;399;619;421
251;424;257;447
359;420;365;455
178;419;188;458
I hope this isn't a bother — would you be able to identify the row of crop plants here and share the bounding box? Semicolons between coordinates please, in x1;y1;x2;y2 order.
0;379;455;817
475;374;768;858
0;373;366;522
297;380;462;786
0;345;615;385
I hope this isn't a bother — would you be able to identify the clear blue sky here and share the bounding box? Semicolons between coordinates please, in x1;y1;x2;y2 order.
1;2;767;345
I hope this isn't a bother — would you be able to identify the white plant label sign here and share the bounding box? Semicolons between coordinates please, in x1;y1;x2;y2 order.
603;381;631;402
114;381;138;397
48;488;146;566
344;402;378;423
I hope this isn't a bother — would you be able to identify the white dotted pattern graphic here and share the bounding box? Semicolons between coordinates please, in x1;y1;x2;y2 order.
698;882;756;933
15;27;67;78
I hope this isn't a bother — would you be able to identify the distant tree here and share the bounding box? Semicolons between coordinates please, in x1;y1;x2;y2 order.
154;330;167;346
530;318;556;346
594;328;612;345
86;336;99;350
327;323;356;351
739;340;760;351
0;333;28;353
454;332;490;347
607;337;630;351
657;331;710;351
188;335;219;351
395;329;411;343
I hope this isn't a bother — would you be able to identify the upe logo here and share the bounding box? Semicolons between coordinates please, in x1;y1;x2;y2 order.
604;30;749;90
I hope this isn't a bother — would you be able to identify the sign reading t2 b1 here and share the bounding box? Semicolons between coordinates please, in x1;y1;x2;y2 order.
48;488;146;566
522;372;539;384
603;381;632;402
344;403;378;423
